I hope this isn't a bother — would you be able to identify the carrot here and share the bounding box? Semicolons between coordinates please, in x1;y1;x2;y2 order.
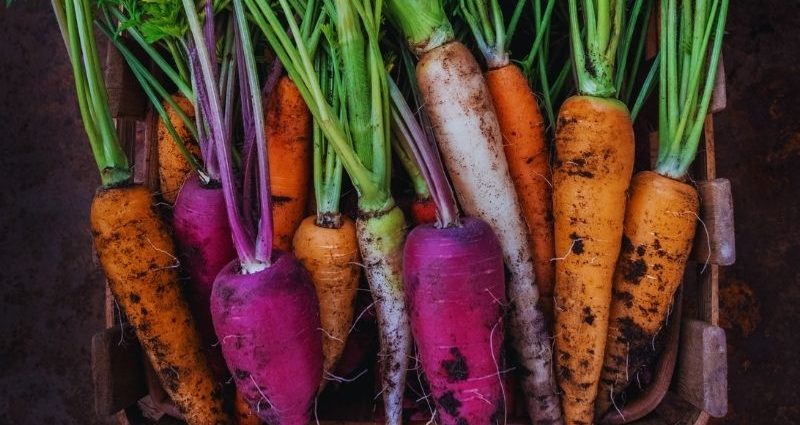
266;76;312;250
235;390;262;425
207;7;322;423
293;215;360;384
56;2;229;422
390;74;508;425
486;62;555;320
596;1;730;416
388;2;561;422
290;42;362;389
92;186;228;425
158;94;201;204
553;95;634;425
551;1;644;422
594;172;698;415
461;0;557;320
248;2;414;422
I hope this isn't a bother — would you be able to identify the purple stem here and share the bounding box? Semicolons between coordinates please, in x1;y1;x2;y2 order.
388;77;459;228
241;57;284;235
233;18;273;263
188;25;256;265
237;36;257;232
187;44;218;180
204;0;217;79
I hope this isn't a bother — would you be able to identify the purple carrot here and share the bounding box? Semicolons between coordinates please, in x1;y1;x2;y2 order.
391;73;508;424
187;2;323;424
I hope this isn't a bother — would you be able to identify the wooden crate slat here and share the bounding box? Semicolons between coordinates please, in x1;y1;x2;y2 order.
92;326;148;417
674;320;728;418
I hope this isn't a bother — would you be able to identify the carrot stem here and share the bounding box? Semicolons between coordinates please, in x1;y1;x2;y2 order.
655;0;728;179
57;0;131;187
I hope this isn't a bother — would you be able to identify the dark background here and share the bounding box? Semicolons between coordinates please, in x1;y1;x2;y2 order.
0;1;797;424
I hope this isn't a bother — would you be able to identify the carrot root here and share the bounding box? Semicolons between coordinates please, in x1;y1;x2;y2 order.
596;171;699;417
266;77;312;251
553;95;635;425
293;215;361;387
91;185;228;425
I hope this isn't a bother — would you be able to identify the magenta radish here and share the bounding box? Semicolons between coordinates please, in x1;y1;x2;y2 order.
178;3;322;423
173;173;235;377
211;251;321;424
386;2;561;423
389;71;507;424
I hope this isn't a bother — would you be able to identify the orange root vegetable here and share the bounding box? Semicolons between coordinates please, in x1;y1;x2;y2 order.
486;63;555;319
595;171;698;416
90;185;228;425
266;76;312;250
410;196;437;225
158;95;200;204
293;214;361;385
235;390;262;425
553;96;635;425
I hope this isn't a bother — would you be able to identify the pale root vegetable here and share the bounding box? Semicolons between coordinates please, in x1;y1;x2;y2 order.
595;171;698;416
293;215;361;384
266;77;312;250
158;95;200;204
552;96;635;425
415;40;560;423
404;218;507;425
356;205;411;423
91;185;228;425
389;70;508;424
173;173;236;378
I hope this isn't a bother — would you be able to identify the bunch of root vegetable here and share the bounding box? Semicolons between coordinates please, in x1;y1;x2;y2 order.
51;0;729;424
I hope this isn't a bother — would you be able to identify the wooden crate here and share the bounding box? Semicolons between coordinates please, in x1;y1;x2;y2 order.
92;39;734;425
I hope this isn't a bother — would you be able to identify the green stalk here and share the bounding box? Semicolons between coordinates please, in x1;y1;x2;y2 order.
385;0;454;55
654;0;729;179
567;0;624;98
313;39;345;221
335;0;372;169
57;0;131;187
244;0;385;209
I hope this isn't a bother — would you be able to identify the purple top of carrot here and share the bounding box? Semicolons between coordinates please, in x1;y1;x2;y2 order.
388;77;459;228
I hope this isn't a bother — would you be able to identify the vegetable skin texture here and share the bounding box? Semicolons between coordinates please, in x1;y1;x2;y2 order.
486;63;555;320
266;77;312;250
173;173;236;378
235;387;262;425
292;215;361;385
355;205;410;425
416;40;561;424
595;171;698;416
158;94;200;204
212;251;322;425
91;184;228;425
552;95;635;425
404;217;507;425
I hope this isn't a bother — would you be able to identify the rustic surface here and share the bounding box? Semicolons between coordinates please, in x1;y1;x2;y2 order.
0;1;799;424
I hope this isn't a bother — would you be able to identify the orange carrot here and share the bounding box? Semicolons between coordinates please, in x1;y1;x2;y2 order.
266;76;312;250
553;96;635;424
234;390;262;425
595;171;698;416
91;185;228;425
293;214;361;386
158;95;200;204
486;63;555;319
